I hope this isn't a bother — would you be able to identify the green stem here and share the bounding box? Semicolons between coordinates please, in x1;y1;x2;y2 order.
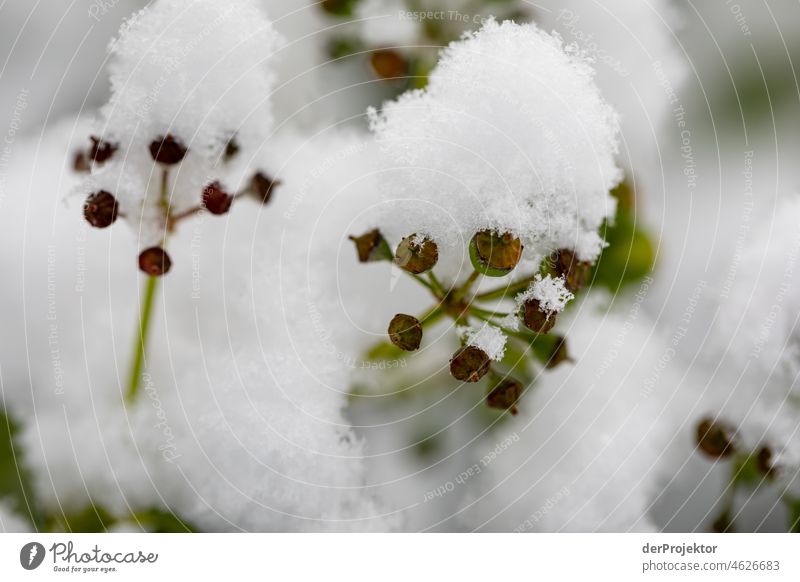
428;271;447;297
452;270;481;304
126;274;159;404
474;275;536;303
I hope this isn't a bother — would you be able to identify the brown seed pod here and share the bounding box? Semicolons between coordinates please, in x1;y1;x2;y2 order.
388;314;423;351
148;134;187;165
89;136;118;164
202;182;233;215
487;376;524;415
73;150;91;173
251;172;280;205
695;417;735;459
369;49;408;80
349;229;393;263
83;191;119;229
138;247;172;277
521;299;556;334
223;137;240;162
469;230;523;277
395;234;438;274
450;346;491;383
756;446;778;480
556;248;592;292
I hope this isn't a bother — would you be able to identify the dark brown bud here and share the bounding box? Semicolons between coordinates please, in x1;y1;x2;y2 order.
469;230;523;277
450;346;491;383
369;49;408;80
202;182;233;215
544;336;573;369
521;299;556;334
695;417;735;459
711;511;734;533
223;137;240;162
251;172;281;205
83;191;119;228
73;150;91;173
349;229;393;263
148;134;187;165
138;247;172;277
556;249;592;293
487;376;524;415
89;136;118;164
396;234;438;274
388;314;423;351
756;446;778;480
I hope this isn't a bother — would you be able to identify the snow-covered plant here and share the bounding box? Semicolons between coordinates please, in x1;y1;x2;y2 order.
351;19;621;415
74;0;283;402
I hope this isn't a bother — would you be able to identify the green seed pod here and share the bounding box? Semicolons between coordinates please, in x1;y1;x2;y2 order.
521;299;556;334
395;234;438;274
349;229;393;263
388;314;423;351
450;346;491;383
469;230;523;277
695;417;736;459
487;376;524;415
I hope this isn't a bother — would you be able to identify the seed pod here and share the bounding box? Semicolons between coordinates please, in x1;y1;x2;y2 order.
695;417;735;459
148;134;187;165
756;446;778;480
544;336;572;369
395;234;438;274
369;49;408;80
202;182;233;215
487;376;524;415
138;247;172;277
89;136;118;164
250;172;280;205
223;137;240;162
349;229;393;263
450;346;491;383
556;248;592;292
469;230;523;277
388;314;423;351
73;150;91;173
83;191;119;228
521;299;556;334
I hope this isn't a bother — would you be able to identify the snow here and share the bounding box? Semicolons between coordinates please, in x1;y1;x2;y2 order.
517;274;574;314
367;19;621;281
458;323;507;361
356;0;419;47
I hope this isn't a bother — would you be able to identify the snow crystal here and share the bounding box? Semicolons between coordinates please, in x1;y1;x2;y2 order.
367;19;621;280
457;323;507;361
516;274;575;314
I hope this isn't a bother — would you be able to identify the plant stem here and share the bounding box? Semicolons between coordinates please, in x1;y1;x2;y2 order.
428;271;447;297
125;274;159;403
474;275;536;302
452;270;481;304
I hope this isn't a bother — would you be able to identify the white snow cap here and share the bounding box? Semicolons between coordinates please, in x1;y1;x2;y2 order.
83;0;283;245
458;323;507;361
517;274;575;314
368;19;621;278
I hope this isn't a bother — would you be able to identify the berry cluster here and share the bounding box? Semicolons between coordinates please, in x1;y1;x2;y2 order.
351;228;586;415
76;133;280;276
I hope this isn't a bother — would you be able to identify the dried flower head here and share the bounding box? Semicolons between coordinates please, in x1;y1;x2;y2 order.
349;229;393;263
83;191;119;229
450;346;491;383
696;417;736;459
395;234;438;274
148;134;188;165
202;182;233;215
138;247;172;277
487;376;524;415
388;314;423;351
469;230;523;277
